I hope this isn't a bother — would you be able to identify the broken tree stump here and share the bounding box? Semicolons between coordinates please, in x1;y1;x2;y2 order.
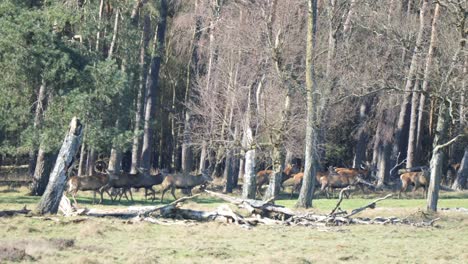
36;117;83;215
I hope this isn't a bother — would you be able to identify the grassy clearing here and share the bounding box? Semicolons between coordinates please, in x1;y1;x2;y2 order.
0;186;467;263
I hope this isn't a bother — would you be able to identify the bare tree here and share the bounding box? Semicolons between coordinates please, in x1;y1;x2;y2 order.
297;0;318;209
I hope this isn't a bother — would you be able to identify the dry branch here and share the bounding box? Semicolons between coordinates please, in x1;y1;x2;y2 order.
345;194;393;218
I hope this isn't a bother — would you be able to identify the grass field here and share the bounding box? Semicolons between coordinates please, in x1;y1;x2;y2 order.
1;186;467;263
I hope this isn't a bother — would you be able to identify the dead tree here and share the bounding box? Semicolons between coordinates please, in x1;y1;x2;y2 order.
36;117;83;215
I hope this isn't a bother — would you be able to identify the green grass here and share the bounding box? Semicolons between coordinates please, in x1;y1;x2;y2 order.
1;186;468;263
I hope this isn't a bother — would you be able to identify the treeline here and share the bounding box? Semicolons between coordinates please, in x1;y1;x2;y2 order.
0;1;466;207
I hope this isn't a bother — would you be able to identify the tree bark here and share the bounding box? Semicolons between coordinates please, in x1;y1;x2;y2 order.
140;0;167;171
325;0;336;78
416;2;440;158
86;148;97;176
241;77;262;199
29;148;55;196
352;101;369;168
199;140;208;173
393;0;428;162
452;147;468;191
223;149;233;193
427;101;449;212
406;78;420;168
28;79;47;178
263;146;283;200
131;15;150;174
297;0;318;209
77;131;86;176
36;117;83;215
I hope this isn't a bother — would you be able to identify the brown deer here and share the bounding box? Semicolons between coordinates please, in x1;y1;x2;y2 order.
256;164;299;196
67;171;111;205
160;170;213;202
133;168;167;201
320;168;376;199
399;170;430;198
289;168;331;198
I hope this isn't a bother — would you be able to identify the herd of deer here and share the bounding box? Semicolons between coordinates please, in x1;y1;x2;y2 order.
67;165;213;205
67;160;461;205
256;163;377;199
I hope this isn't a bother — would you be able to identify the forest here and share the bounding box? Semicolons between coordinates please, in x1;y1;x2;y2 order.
1;0;466;206
0;0;467;262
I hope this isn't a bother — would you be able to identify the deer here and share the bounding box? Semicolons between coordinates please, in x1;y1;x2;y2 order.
67;171;111;205
132;169;167;202
103;170;142;202
256;164;299;196
320;167;376;199
333;162;378;193
289;168;332;198
398;170;430;198
160;170;213;203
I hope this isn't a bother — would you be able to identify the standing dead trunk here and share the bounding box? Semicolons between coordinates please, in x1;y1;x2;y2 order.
427;101;449;212
452;147;468;191
297;0;318;209
241;76;262;199
36;117;83;215
394;0;428;161
416;3;440;158
406;78;420;168
140;0;167;171
131;15;150;174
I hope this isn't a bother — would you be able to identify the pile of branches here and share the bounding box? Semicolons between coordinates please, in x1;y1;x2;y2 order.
53;188;439;228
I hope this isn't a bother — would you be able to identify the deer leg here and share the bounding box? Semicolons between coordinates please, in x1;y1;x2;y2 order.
128;188;134;202
92;191;96;204
171;187;177;200
161;188;167;203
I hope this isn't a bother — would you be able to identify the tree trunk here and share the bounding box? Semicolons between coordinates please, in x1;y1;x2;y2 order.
36;117;83;215
223;149;233;193
199;140;207;173
352;101;369;168
297;0;318;209
342;0;356;38
263;146;283;200
394;0;428;161
140;0;167;171
406;78;420;168
238;156;245;186
376;143;391;187
28;79;47;177
416;3;440;158
181;111;193;174
95;0;105;52
29;148;55;196
241;76;261;199
131;15;150;174
242;147;256;199
452;147;468;190
325;0;336;78
77;132;86;176
86;148;97;176
427;101;449;212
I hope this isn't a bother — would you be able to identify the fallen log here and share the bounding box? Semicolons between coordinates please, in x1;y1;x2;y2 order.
47;191;440;228
0;206;30;217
